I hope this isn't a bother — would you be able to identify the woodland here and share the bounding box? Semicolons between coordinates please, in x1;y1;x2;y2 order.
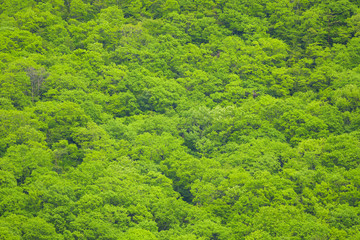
0;0;360;239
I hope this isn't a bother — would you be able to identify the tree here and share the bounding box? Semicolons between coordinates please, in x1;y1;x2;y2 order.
26;67;48;103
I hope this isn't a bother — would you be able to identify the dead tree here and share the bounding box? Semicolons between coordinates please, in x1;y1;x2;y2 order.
26;67;48;103
253;90;258;99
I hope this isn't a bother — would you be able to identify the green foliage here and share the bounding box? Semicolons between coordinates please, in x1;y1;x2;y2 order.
0;0;359;239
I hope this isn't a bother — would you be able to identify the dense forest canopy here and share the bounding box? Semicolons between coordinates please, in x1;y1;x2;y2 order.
0;0;360;239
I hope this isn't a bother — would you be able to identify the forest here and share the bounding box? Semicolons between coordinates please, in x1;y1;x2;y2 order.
0;0;360;239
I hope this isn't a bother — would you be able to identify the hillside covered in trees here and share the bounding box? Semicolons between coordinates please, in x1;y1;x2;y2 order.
1;0;360;239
